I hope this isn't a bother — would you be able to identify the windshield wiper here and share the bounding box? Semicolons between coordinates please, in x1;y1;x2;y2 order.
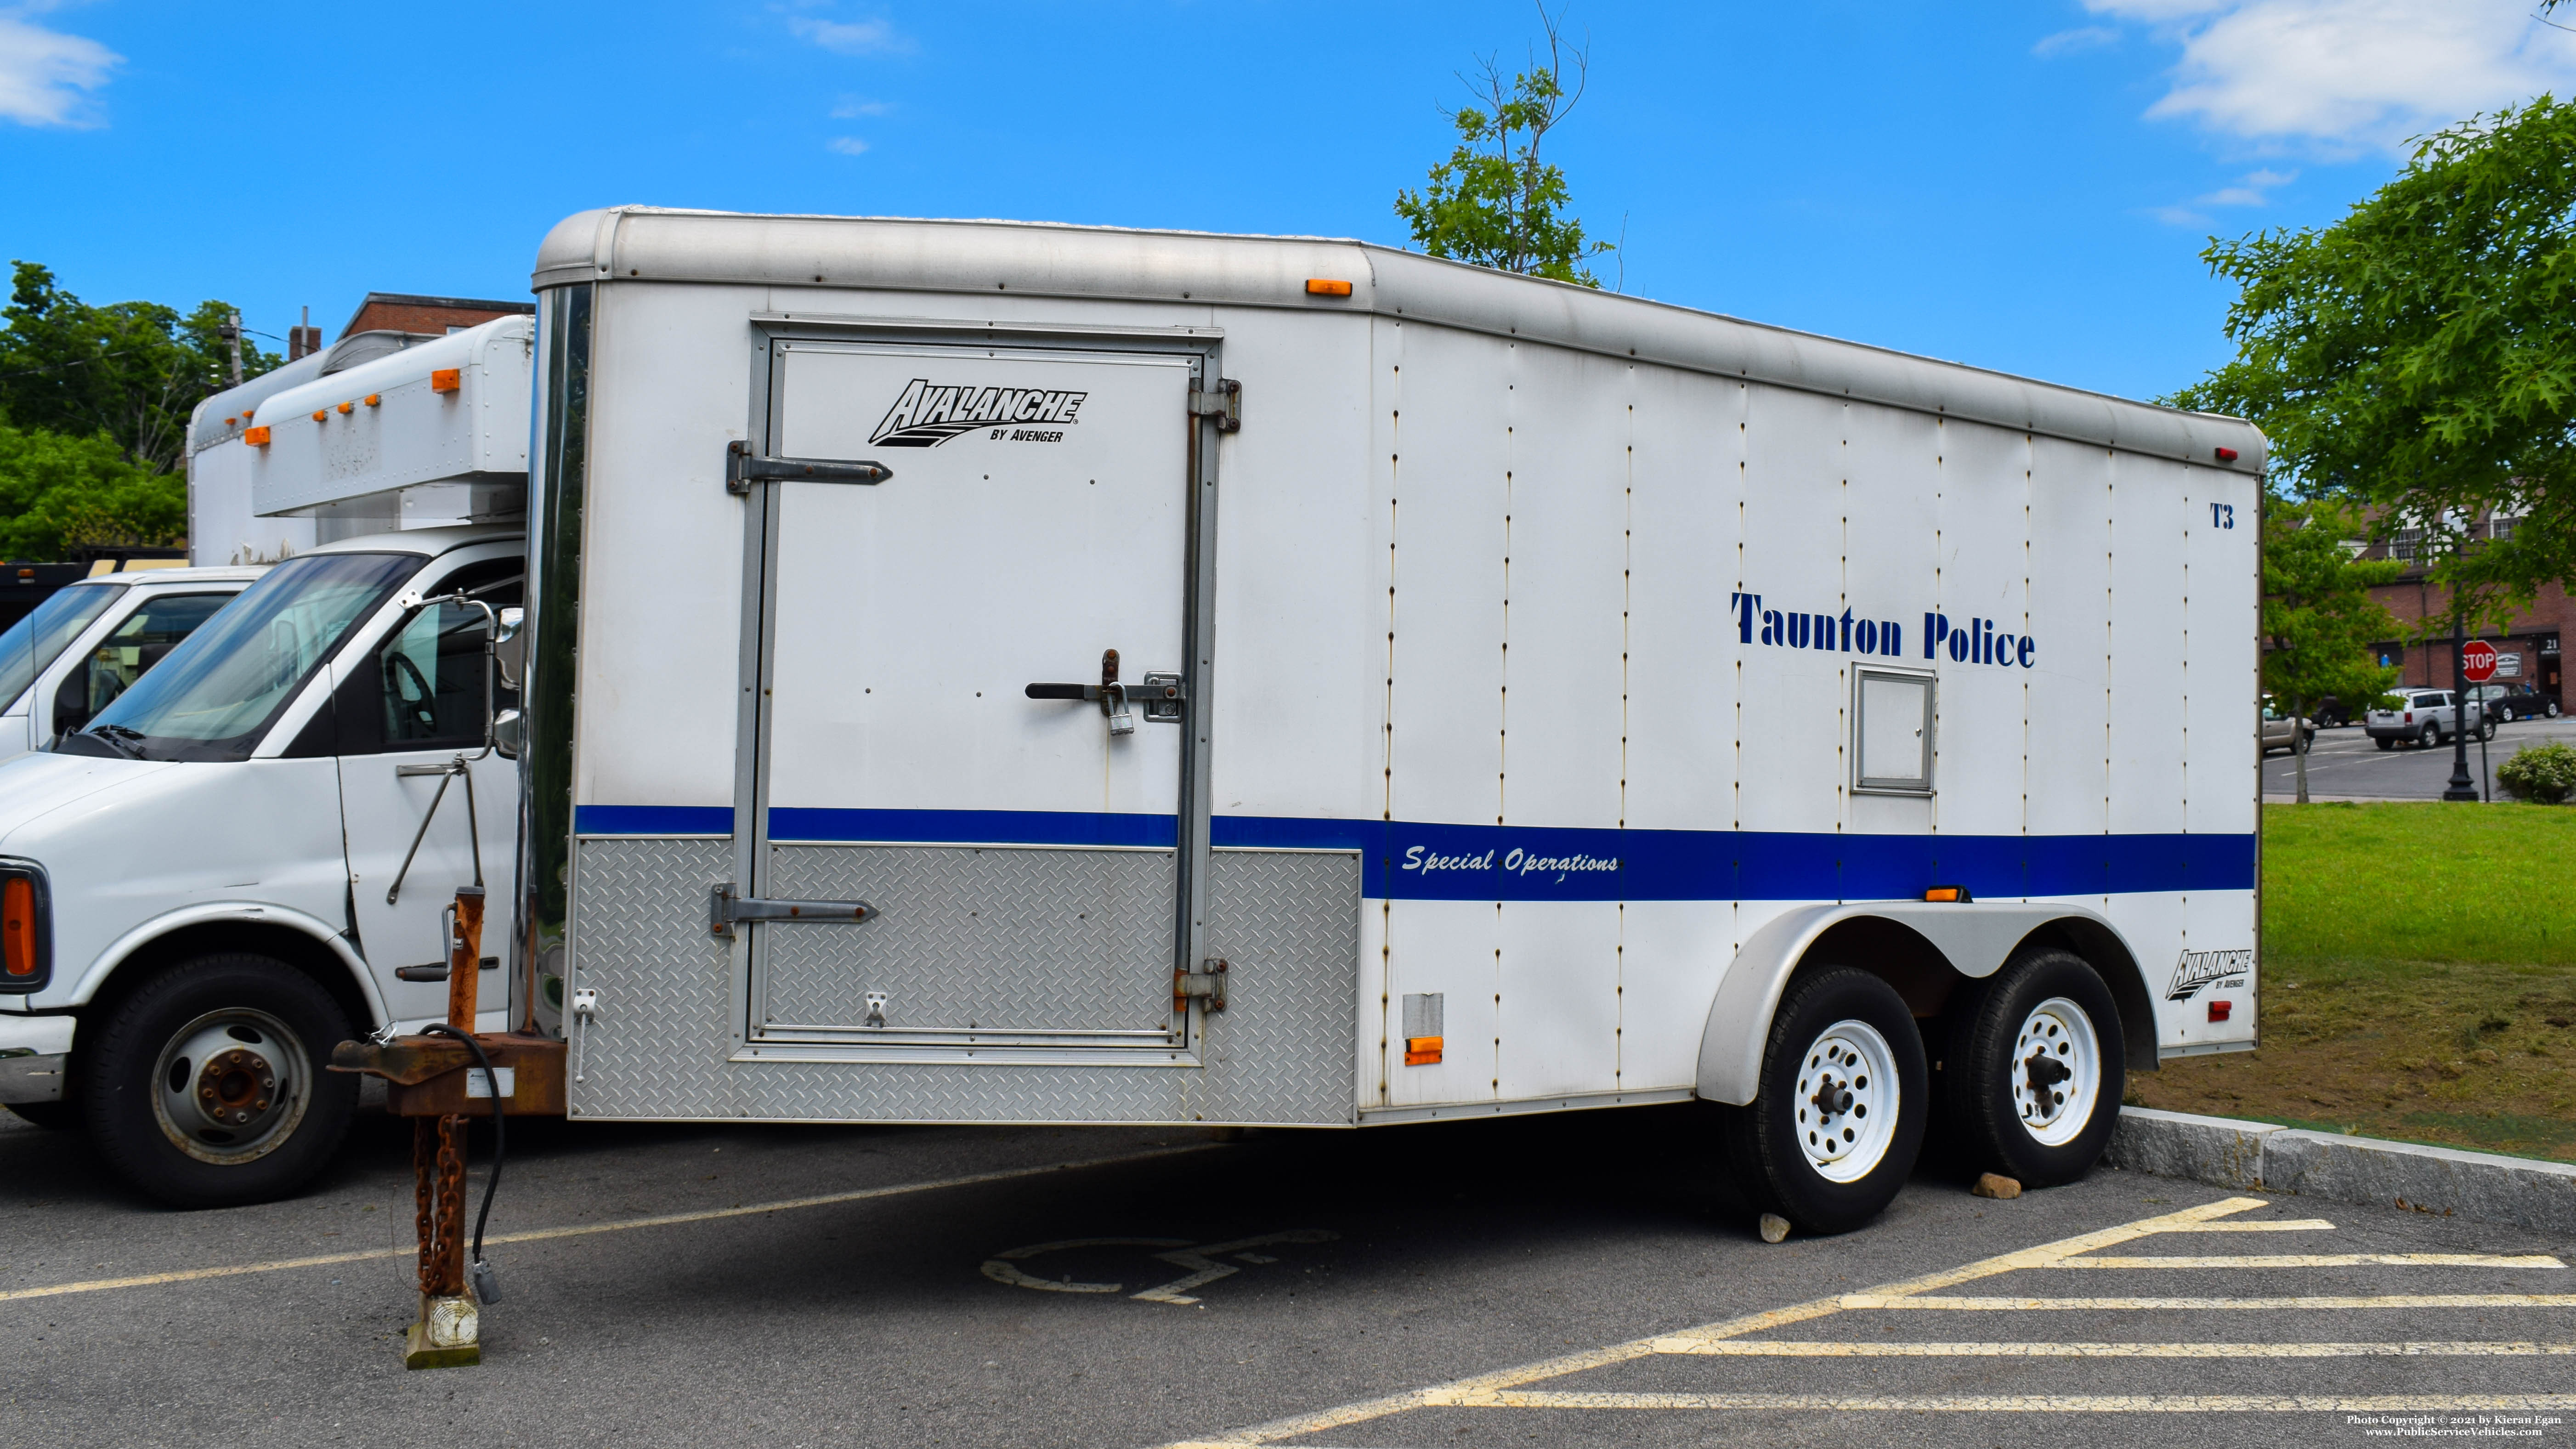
84;724;147;759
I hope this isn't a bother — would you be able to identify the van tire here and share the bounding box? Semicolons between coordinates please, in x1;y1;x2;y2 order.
1718;967;1928;1236
1941;949;2124;1189
80;953;358;1209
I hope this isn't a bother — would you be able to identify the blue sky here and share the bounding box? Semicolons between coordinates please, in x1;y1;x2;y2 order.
6;0;2575;402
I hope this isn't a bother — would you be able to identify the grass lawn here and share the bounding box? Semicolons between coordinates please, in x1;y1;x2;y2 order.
2126;802;2576;1162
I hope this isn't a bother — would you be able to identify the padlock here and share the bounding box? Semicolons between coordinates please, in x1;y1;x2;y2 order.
1106;691;1136;736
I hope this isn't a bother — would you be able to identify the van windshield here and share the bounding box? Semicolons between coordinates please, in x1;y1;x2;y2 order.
0;583;125;711
61;552;421;762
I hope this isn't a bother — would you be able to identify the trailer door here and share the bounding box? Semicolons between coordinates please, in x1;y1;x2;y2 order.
742;340;1209;1058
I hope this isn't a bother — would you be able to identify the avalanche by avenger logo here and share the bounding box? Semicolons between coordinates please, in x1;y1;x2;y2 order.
868;379;1090;447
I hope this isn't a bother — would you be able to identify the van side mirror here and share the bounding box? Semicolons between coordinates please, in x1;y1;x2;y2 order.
494;607;523;645
492;707;524;760
492;606;525;691
51;665;91;740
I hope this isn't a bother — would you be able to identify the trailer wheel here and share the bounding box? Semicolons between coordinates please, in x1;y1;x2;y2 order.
80;953;357;1209
1719;967;1927;1235
1942;949;2124;1189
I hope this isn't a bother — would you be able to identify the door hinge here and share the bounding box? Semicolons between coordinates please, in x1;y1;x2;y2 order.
1188;380;1241;434
725;440;893;495
710;882;877;938
1174;957;1229;1013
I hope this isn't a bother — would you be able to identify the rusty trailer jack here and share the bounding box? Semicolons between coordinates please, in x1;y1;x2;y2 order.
329;886;566;1370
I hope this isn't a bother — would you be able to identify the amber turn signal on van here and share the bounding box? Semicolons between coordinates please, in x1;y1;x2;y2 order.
0;871;48;987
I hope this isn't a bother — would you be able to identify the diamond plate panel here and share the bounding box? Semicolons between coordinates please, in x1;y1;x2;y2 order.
569;841;1358;1124
758;845;1175;1035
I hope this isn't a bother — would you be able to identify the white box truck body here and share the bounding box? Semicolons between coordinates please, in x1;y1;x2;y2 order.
520;209;2263;1226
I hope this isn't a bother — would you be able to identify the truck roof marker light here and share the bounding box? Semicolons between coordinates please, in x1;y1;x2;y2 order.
3;877;34;977
336;401;354;414
243;425;271;446
1924;885;1973;903
430;368;462;394
311;410;328;423
2208;1000;2232;1023
1306;279;1353;297
2215;447;2239;463
364;394;380;407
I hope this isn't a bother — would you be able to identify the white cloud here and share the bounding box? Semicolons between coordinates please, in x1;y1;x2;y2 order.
830;95;892;118
0;9;120;127
826;136;869;155
2034;26;2121;57
791;14;908;56
2148;166;2298;226
2082;0;2576;152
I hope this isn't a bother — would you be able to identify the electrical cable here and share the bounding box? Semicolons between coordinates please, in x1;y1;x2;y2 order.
419;1023;504;1289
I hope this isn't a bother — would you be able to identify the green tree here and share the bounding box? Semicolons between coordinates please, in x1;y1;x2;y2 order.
0;261;280;476
0;424;186;560
1393;6;1616;287
2170;97;2576;640
2263;498;2404;803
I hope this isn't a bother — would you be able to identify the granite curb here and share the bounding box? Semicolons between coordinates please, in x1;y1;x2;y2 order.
2101;1106;2576;1236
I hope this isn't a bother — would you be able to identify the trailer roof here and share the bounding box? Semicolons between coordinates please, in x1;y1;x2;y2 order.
534;207;2266;475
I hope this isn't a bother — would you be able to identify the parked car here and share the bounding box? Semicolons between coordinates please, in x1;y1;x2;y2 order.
2364;689;2491;749
2467;682;2560;722
0;565;262;764
2260;698;2315;755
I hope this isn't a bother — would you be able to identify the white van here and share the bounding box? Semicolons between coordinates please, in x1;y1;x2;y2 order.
0;314;530;1207
495;209;2266;1235
0;566;263;764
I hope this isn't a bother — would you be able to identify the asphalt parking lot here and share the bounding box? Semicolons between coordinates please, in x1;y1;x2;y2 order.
3;1102;2569;1448
2265;713;2576;800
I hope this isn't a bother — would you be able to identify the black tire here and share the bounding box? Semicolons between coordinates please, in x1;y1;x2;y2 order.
2479;719;2497;742
2419;724;2439;748
1719;967;1928;1235
80;953;358;1209
6;1100;79;1130
2375;736;2395;751
1940;949;2125;1189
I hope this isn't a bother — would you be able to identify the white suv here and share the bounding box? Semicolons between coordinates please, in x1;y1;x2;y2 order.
2364;689;2490;751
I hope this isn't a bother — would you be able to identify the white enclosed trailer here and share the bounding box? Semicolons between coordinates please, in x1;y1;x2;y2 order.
519;209;2264;1229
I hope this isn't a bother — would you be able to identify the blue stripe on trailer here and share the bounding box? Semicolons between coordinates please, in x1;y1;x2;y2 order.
572;805;2253;901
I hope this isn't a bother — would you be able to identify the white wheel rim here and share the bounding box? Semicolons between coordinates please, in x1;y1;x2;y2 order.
2011;996;2101;1148
1793;1019;1900;1183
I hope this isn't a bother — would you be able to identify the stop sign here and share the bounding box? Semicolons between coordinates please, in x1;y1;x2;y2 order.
2463;640;2499;683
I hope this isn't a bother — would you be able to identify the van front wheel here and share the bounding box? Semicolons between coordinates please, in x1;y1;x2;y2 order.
1719;967;1928;1235
81;953;358;1209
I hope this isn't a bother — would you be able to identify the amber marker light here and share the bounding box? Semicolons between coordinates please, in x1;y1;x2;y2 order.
430;368;462;394
365;394;381;407
1924;885;1973;903
1306;278;1353;297
1404;1035;1443;1066
311;410;328;422
243;426;271;446
2;877;34;977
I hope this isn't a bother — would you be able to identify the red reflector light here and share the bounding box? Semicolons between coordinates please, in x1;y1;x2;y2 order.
2208;1000;2231;1023
2;878;34;977
2214;447;2239;463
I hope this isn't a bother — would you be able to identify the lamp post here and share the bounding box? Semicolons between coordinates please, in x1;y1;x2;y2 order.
2443;612;2478;802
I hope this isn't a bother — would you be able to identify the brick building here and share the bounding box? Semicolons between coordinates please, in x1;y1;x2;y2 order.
2356;511;2565;708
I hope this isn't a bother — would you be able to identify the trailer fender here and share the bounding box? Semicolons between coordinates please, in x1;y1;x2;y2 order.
65;902;390;1030
1693;901;2152;1105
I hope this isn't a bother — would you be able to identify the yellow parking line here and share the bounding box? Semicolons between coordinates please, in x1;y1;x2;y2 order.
0;1142;1220;1305
2060;1254;2565;1270
1839;1293;2576;1311
1674;1340;2576;1358
2163;1219;2336;1233
1472;1392;2576;1413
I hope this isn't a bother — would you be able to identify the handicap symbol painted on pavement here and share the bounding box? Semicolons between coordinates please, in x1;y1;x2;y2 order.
980;1229;1338;1306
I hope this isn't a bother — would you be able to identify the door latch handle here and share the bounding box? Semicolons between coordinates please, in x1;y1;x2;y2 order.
710;883;876;938
724;441;893;495
1024;650;1183;729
